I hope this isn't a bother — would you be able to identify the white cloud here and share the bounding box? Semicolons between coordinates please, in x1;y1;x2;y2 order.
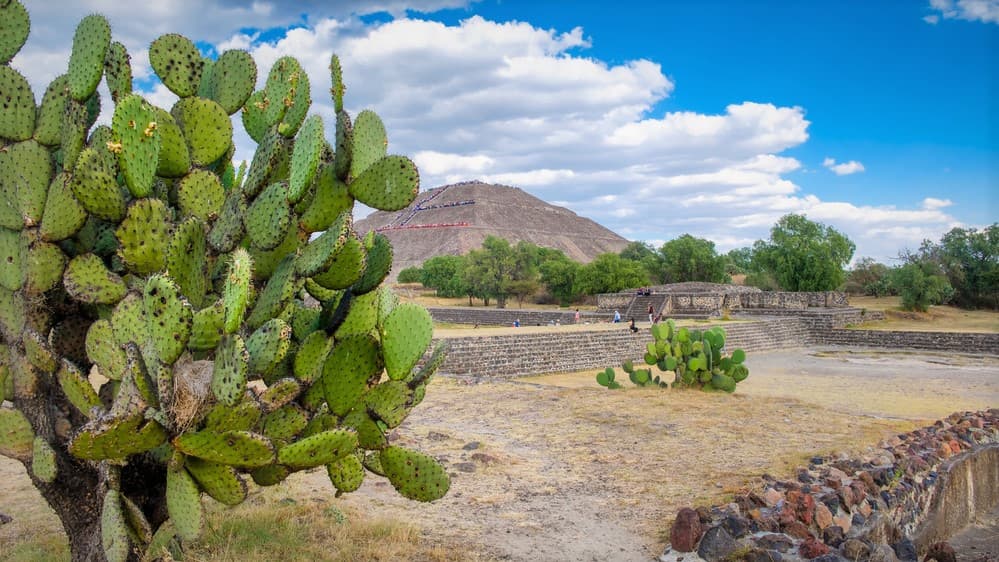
922;197;954;210
823;157;866;176
926;0;999;24
9;3;964;263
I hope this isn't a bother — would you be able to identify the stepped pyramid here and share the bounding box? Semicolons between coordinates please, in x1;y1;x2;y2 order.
354;181;629;280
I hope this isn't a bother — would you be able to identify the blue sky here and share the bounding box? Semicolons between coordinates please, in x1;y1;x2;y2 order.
15;0;998;262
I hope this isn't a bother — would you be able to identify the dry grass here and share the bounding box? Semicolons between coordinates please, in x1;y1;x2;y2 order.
848;296;999;333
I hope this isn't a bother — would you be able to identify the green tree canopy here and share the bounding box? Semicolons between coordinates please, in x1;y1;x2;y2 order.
658;235;730;284
937;225;998;309
420;255;468;298
575;253;648;295
539;253;582;305
752;214;855;291
891;261;953;312
619;241;661;284
462;236;516;307
396;266;423;284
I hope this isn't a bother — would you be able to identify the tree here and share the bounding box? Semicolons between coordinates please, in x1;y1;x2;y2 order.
396;266;423;284
540;255;582;305
891;262;953;312
658;235;730;284
752;214;855;291
463;236;516;307
619;241;660;283
420;255;468;298
0;9;448;560
846;257;892;296
575;253;648;295
937;225;998;309
725;247;754;275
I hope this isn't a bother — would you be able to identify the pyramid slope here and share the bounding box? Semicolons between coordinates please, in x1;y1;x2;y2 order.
354;181;629;280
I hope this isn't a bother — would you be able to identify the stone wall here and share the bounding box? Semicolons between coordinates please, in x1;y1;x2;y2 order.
428;306;611;327
597;290;849;315
821;328;999;355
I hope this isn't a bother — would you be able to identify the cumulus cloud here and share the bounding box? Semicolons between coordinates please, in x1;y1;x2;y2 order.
10;1;962;262
823;157;866;176
926;0;999;24
922;197;954;210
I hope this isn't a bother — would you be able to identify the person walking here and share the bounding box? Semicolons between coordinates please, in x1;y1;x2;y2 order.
647;304;654;324
574;308;581;324
613;310;621;323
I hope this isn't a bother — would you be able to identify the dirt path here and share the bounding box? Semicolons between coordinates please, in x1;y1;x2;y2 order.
2;348;996;561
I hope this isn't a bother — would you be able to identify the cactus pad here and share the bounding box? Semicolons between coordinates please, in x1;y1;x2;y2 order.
299;164;353;233
322;334;382;416
112;95;162;198
85;319;126;381
277;429;357;470
0;407;34;461
101;490;130;562
143;275;193;365
104;41;132;102
23;239;66;295
223;249;253;334
170;97;232;166
152;108;190;178
207;187;246;253
278;68;310;138
245;181;292;250
34;75;69;146
211;334;248;406
293;330;332;383
329;54;344;112
241;90;268;143
245;319;292;377
69;413;168;460
332;109;353;180
172;430;275;468
67;14;110;101
70;148;126;222
250;464;290;487
186;457;247;506
365;380;411;429
246;225;299;280
149;34;203;98
64;254;127;305
262;56;302;127
6;140;52;225
381;303;433;381
204;49;257;115
246;255;297;330
347;155;419;212
23;328;57;373
30;435;57;483
350;110;387;180
327;453;365;494
289;114;324;203
176;169;224;223
116;198;170;275
205;400;261;433
335;289;379;337
40;173;87;241
261;403;308;441
57;360;102;417
352;233;393;294
258;377;301;412
296;213;351;277
379;446;450;502
0;229;21;292
0;0;29;64
166;217;208;308
166;463;203;542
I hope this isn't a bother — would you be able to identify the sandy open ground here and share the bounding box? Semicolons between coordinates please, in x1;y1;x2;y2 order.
2;347;997;561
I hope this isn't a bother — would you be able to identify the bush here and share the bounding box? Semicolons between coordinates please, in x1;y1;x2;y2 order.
396;266;423;284
891;262;953;312
744;271;780;291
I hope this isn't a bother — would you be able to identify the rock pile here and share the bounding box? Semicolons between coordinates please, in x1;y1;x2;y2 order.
661;410;999;562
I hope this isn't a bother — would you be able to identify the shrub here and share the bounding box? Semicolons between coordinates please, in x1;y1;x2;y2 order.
891;262;953;312
396;266;423;284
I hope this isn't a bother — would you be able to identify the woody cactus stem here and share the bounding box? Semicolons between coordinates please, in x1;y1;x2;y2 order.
0;3;446;560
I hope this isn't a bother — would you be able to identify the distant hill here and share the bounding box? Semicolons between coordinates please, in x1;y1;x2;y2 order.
354;181;629;280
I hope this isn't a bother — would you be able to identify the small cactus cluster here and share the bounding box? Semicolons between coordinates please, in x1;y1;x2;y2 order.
0;3;446;560
596;320;748;392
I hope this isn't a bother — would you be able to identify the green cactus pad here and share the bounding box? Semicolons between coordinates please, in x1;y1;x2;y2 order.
101;490;130;562
107;292;143;350
205;400;261;433
67;14;110;101
103;41;132;102
0;407;34;461
261;56;302;127
120;495;153;547
261;403;308;441
333;110;353;180
246;255;297;330
347;155;419;212
34;75;69;146
207;187;246;253
64;254;126;305
312;236;365;291
352;233;393;295
329;54;344;112
69;413;168;460
409;341;447;389
205;49;257;115
362;451;386;476
277;429;356;470
241;91;268;144
381;303;433;381
245;181;292;250
110;95;161;198
730;364;749;382
250;463;290;487
222;249;253;334
188;300;224;351
322;334;382;416
152;107;190;178
70;148;125;222
288;115;324;203
245;319;292;377
731;349;746;364
196;57;214;98
290;302;322;340
711;372;736;393
304;279;341;304
0;229;20;291
334;289;379;338
59;98;90;171
172;430;275;468
186;457;247;506
350;110;388;180
166;463;203;542
242;128;286;198
379;446;450;502
175;171;224;225
30;436;57;483
57;359;102;417
211;334;248;407
293;330;333;384
0;0;29;64
246;224;299;280
166;217;208;309
170;97;232;166
149;34;203;98
141;276;192;365
23;329;57;373
22;239;66;295
299;164;353;233
296;213;351;277
40;173;86;241
278;68;310;138
0;287;25;342
116;198;170;275
5;140;52;225
259;377;302;412
327;453;365;494
365;380;411;429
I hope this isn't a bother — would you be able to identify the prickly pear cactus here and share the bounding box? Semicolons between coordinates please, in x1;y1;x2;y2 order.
0;3;445;560
597;320;748;392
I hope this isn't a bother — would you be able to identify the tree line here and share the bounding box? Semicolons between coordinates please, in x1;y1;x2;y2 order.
398;214;997;312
